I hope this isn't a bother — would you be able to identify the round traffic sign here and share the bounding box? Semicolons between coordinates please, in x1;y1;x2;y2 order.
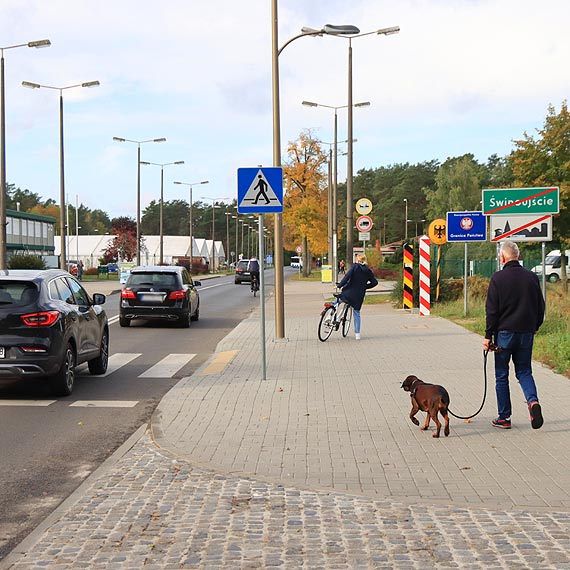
296;246;302;254
428;219;447;245
356;215;374;232
356;198;373;216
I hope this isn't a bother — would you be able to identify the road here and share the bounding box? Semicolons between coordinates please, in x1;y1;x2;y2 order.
0;271;272;560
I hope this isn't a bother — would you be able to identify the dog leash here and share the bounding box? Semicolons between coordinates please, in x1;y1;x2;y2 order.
447;345;499;420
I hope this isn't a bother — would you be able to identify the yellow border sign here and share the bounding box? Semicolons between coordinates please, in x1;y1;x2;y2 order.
428;219;447;245
355;198;373;216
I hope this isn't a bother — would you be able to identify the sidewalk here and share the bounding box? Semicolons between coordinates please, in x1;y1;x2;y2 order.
4;278;570;569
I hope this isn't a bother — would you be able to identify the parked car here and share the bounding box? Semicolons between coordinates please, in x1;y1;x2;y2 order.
0;269;109;396
531;249;570;282
119;266;201;328
235;259;252;284
107;262;119;274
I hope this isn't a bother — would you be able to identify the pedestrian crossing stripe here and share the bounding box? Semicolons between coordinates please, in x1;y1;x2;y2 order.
237;167;283;214
99;353;142;378
138;353;196;378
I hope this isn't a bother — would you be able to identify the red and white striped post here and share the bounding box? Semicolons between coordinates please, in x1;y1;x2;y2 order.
419;236;431;316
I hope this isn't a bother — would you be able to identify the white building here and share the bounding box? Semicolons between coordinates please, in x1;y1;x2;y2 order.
55;235;225;269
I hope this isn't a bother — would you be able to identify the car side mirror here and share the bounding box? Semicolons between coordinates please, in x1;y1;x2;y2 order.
194;281;202;287
92;293;106;305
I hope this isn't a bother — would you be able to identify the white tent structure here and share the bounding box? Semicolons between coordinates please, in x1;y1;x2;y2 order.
55;235;225;269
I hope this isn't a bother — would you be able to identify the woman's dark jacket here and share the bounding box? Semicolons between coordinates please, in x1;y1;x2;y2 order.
337;263;378;310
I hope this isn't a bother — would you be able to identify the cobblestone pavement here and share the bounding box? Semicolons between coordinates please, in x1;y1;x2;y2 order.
5;432;570;569
4;278;570;569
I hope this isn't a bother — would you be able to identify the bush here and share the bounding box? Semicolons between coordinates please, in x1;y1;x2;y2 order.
8;254;46;270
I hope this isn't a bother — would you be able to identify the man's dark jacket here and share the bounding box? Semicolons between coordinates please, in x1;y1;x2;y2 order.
485;260;545;340
337;263;378;310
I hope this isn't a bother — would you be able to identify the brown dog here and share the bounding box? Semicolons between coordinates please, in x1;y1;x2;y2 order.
401;375;450;438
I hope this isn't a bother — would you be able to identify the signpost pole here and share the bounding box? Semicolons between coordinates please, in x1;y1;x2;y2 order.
259;214;266;380
464;242;468;317
541;241;546;308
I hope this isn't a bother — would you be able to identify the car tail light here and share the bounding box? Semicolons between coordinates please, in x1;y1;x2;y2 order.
236;268;243;273
20;311;60;327
168;290;186;300
121;289;136;299
20;346;48;353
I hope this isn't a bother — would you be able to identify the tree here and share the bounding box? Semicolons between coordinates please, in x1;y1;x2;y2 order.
510;101;570;290
425;154;486;220
101;216;138;262
282;130;328;275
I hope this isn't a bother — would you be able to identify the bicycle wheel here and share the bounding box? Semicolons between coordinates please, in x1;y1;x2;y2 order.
318;306;336;342
341;304;353;337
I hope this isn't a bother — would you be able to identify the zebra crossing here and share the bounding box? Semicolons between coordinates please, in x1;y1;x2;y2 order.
0;352;199;409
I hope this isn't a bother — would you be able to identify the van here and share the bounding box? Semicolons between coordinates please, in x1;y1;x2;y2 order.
531;250;570;282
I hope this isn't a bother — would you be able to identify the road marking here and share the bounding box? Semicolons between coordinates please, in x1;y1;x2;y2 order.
108;315;119;325
98;353;142;377
138;353;197;378
0;400;56;406
201;350;238;375
69;400;139;408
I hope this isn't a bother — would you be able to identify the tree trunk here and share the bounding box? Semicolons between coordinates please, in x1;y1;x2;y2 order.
302;236;310;277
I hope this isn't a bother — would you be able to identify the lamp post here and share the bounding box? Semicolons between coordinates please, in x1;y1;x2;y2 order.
23;79;100;271
113;136;166;264
225;209;233;266
174;180;209;271
140;160;184;264
404;198;408;241
232;214;239;263
200;197;230;272
1;39;51;268
302;100;368;279
339;26;400;268
272;10;360;339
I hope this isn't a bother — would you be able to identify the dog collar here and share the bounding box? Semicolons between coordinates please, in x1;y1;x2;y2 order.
410;378;421;397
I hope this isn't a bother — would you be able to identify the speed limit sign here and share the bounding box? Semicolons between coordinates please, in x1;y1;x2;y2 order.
296;246;302;254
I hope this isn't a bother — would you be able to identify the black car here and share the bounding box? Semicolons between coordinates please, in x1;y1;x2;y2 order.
0;269;109;396
235;259;251;284
120;266;201;328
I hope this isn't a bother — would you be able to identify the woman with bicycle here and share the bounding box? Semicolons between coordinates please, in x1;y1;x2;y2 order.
336;254;378;340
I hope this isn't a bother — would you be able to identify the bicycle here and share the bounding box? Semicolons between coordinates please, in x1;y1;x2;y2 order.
318;292;353;342
250;275;259;297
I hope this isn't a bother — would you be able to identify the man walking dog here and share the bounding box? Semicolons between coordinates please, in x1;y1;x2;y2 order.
483;241;545;430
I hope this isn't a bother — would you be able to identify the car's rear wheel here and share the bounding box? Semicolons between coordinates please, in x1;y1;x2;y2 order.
177;311;191;328
119;316;130;327
88;329;109;375
50;343;76;396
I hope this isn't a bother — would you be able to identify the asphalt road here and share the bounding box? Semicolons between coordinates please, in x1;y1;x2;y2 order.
0;271;270;561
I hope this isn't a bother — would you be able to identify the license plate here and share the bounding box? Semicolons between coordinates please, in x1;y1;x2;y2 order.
0;347;5;358
139;293;165;304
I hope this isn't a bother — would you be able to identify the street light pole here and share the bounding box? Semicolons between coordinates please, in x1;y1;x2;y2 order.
272;10;360;339
173;180;209;272
404;198;408;241
0;39;50;269
113;136;166;264
140;161;184;264
23;78;99;271
200;196;230;273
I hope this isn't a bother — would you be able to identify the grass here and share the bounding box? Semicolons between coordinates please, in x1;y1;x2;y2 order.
431;285;570;378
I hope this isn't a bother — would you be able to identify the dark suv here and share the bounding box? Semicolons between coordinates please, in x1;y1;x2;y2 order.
120;266;201;328
234;259;251;284
0;269;109;396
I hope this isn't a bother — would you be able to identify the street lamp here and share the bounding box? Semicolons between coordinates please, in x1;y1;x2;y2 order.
23;78;100;271
404;198;408;241
174;180;209;271
302;100;368;280
0;39;51;269
345;27;399;267
272;11;361;339
140;160;184;264
113;136;166;264
200;196;230;272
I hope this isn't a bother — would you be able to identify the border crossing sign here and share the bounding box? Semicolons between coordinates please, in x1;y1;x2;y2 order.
238;167;283;214
446;211;487;242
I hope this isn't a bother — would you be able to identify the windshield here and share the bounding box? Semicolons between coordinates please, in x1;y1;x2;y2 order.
0;282;39;306
544;255;560;265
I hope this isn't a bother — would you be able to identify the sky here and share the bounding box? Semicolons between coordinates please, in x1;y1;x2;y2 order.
2;0;569;220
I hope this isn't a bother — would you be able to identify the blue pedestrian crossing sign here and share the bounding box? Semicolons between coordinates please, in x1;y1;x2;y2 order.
237;167;283;214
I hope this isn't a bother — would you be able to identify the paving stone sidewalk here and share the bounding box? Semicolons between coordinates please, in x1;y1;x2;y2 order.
3;278;570;569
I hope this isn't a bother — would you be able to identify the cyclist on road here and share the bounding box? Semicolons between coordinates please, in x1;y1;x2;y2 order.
336;254;378;340
248;257;260;291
